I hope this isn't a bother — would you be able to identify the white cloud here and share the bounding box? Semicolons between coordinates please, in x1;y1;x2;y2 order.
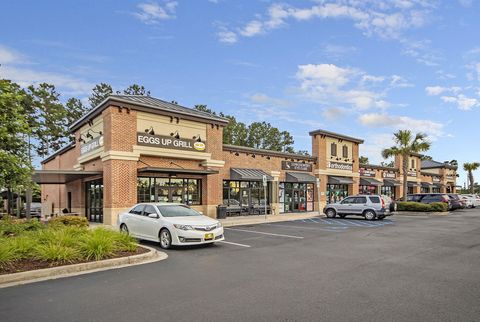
295;63;401;111
217;1;432;43
400;38;442;67
133;1;177;24
250;93;289;107
0;45;26;64
217;28;237;43
425;86;448;96
322;107;348;121
358;113;445;139
440;95;479;111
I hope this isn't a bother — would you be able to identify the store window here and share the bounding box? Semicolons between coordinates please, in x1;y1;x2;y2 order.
359;185;376;195
137;177;201;205
223;180;271;216
380;186;395;199
411;159;415;169
331;142;337;156
407;186;415;194
421;186;430;193
279;182;315;213
327;184;348;203
432;187;441;193
342;145;348;158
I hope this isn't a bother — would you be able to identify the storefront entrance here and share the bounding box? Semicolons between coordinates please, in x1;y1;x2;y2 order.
85;179;103;223
327;184;348;204
279;182;314;213
223;180;271;216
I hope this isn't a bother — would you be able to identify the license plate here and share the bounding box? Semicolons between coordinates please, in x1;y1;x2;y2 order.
204;233;214;241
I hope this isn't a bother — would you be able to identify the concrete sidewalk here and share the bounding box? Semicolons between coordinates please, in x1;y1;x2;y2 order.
219;212;322;227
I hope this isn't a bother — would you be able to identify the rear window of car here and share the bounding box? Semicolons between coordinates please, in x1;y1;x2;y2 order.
369;196;380;203
422;195;441;202
407;195;423;202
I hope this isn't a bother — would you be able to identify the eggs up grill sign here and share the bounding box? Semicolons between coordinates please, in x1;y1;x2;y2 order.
137;133;206;152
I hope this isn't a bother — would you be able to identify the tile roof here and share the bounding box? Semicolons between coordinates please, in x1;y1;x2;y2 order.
421;160;457;169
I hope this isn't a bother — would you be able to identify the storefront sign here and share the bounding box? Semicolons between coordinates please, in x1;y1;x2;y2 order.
80;136;103;155
360;168;376;177
327;161;353;171
432;176;441;183
281;161;312;172
408;170;417;177
383;172;396;179
445;174;455;180
137;133;206;152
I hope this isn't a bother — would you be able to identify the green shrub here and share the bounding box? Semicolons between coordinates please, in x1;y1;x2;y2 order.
397;201;448;212
0;239;19;268
10;235;37;259
35;243;81;263
429;202;449;212
49;216;89;228
0;218;44;236
112;231;138;252
78;228;116;260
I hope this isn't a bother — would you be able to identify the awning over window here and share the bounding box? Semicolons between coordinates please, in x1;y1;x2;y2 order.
421;182;433;187
407;181;420;187
138;167;219;175
328;176;354;184
359;177;383;186
286;172;317;183
32;170;102;184
230;168;273;181
383;179;401;187
433;183;445;188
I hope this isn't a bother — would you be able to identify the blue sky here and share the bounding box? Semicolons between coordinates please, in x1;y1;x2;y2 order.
1;0;479;186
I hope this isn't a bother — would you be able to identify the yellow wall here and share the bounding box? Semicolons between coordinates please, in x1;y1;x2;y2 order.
137;112;206;141
326;137;354;162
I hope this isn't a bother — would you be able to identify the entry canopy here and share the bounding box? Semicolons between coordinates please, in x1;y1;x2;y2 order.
286;172;317;183
328;176;354;185
421;182;433;187
383;179;401;187
407;181;420;187
32;170;102;184
230;168;273;181
359;177;383;186
138;167;219;175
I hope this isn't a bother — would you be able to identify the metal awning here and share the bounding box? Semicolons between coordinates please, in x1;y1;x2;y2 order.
433;183;445;188
360;177;383;186
328;176;354;185
383;179;401;187
286;172;317;183
138;167;219;175
230;168;273;181
421;182;433;187
407;181;420;187
32;170;102;184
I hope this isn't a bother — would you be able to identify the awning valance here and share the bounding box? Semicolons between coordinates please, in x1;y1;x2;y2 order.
421;182;433;187
32;170;102;184
360;177;383;186
138;167;218;175
328;176;354;185
383;179;401;187
230;168;273;181
407;181;420;187
433;183;445;188
286;172;317;183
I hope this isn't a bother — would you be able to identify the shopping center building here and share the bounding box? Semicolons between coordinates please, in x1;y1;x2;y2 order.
35;95;457;225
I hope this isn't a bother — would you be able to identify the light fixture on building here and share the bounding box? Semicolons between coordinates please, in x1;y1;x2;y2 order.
266;156;271;160
235;152;239;156
144;127;155;135
170;131;180;139
252;154;256;158
86;131;94;139
193;134;202;142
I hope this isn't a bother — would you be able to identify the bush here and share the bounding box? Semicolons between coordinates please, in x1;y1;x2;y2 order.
0;218;43;237
78;228;117;261
397;201;448;212
0;239;19;268
112;231;138;252
49;216;89;228
34;243;81;263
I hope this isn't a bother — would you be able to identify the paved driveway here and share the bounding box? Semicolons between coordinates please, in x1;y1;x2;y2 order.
1;210;480;321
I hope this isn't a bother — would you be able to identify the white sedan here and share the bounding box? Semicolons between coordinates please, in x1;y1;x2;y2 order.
118;203;224;249
460;194;480;208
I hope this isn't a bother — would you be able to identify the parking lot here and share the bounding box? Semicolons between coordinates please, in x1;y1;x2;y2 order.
1;209;480;321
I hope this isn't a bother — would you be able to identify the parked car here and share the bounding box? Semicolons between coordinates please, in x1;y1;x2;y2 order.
118;203;224;249
407;193;462;211
20;202;42;218
323;195;396;221
460;194;480;208
447;194;465;210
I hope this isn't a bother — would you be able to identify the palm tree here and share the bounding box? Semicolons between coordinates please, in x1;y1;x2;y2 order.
463;162;480;193
382;130;431;201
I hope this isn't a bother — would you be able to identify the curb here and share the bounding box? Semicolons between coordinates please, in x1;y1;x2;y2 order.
0;245;167;289
395;211;449;216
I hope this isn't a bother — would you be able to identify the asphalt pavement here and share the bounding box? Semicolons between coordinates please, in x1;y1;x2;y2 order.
1;209;480;321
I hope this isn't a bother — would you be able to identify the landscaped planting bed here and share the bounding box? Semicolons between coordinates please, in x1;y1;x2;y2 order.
0;216;147;275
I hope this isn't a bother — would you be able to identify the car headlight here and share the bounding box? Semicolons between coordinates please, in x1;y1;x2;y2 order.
173;224;193;231
216;222;222;228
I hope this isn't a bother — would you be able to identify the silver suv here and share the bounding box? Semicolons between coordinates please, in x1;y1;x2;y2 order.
323;195;396;221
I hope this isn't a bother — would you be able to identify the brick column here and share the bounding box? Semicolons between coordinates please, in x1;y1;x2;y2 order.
204;124;224;218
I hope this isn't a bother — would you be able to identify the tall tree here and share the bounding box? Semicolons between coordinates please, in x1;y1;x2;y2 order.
123;84;150;96
463;162;480;194
382;130;431;201
65;97;87;126
88;83;113;107
28;83;68;157
359;156;369;164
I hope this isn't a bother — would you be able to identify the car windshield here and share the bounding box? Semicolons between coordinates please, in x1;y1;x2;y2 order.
156;205;201;217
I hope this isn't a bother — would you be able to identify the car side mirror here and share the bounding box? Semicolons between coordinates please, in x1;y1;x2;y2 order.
148;213;159;219
198;211;204;215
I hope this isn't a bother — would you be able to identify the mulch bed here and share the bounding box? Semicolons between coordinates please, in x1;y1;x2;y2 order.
0;246;149;275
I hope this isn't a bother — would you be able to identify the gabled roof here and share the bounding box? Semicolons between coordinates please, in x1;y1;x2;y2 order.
309;129;364;143
421;159;457;170
70;95;229;131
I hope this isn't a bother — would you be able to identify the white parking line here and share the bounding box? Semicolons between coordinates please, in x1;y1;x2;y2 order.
225;228;304;239
343;219;368;227
264;223;348;231
217;240;251;248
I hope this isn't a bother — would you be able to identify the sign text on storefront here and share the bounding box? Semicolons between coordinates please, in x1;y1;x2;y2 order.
281;161;312;172
360;168;376;177
80;136;103;155
137;133;206;152
328;161;353;171
383;171;396;179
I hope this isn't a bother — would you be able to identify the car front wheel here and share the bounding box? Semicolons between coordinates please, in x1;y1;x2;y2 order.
159;228;172;249
364;210;376;221
120;224;129;234
325;208;336;218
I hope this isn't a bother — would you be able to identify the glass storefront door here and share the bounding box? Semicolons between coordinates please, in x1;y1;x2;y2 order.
85;179;103;223
223;180;271;216
279;183;314;213
327;184;348;204
380;186;396;200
